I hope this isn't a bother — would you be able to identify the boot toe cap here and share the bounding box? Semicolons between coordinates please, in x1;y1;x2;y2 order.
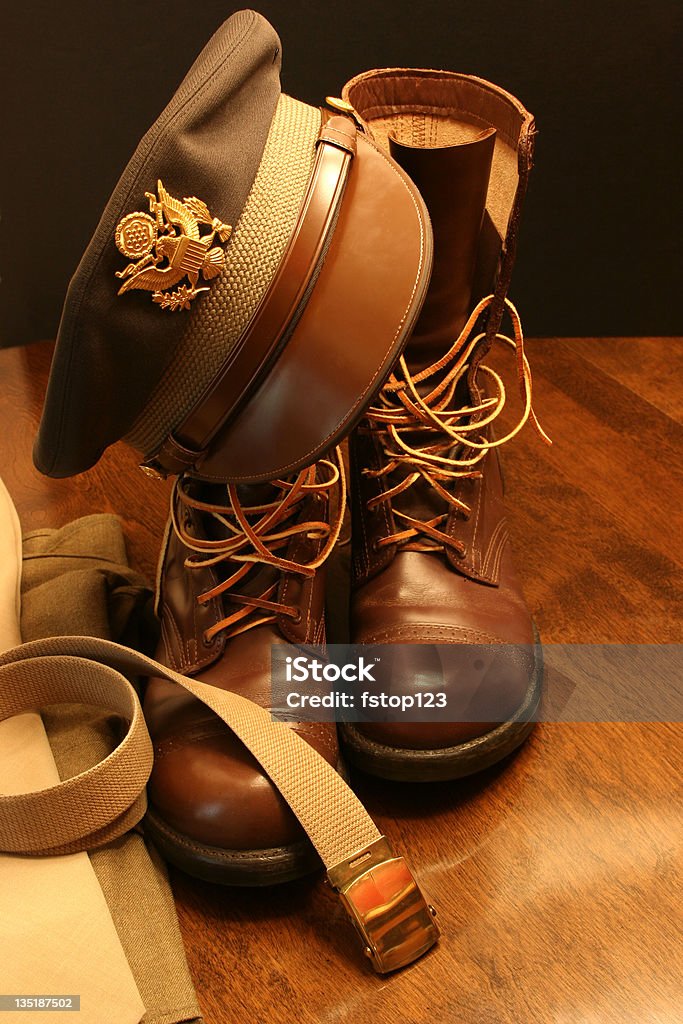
148;716;305;850
144;675;337;851
353;634;536;750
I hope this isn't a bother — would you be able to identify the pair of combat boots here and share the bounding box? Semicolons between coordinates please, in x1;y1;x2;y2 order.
142;68;549;884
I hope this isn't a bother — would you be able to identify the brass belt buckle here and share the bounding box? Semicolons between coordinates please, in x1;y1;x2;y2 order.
328;836;439;973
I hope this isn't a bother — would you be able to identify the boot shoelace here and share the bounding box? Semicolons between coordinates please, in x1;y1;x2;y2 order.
170;446;346;641
362;294;551;554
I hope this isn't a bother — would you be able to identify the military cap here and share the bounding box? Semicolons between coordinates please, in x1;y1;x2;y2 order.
35;9;432;482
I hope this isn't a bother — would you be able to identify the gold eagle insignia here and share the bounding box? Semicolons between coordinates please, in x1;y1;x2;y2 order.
114;180;232;311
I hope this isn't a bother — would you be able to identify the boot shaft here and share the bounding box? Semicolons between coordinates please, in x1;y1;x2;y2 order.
338;69;535;366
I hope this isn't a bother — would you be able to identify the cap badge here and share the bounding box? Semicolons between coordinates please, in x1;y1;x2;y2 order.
114;180;232;311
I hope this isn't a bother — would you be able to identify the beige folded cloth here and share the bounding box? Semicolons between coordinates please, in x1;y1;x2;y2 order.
0;482;145;1024
0;485;201;1024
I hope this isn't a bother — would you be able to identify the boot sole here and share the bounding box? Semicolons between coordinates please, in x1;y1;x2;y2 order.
144;807;320;887
339;635;543;782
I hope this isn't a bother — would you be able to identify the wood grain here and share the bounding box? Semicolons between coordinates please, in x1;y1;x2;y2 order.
0;339;681;1023
0;342;172;582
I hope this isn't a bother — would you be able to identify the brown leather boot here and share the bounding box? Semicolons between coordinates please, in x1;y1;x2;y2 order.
335;70;550;781
143;451;345;883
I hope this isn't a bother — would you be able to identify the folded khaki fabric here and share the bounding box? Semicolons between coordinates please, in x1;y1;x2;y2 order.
0;484;144;1024
20;515;156;649
1;501;202;1024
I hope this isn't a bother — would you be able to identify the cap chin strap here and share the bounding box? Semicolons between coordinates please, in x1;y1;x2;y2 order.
0;634;438;974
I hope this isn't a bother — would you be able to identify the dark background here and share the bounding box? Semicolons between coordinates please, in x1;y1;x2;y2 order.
1;0;681;346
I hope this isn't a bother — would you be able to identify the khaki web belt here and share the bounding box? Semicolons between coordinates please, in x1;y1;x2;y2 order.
0;635;438;973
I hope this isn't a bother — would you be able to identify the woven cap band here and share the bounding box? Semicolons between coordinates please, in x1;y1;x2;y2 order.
128;95;322;459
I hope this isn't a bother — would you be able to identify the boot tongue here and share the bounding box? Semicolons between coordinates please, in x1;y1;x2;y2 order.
380;129;496;527
387;372;474;527
389;128;496;372
186;479;285;604
235;480;281;507
196;479;281;512
192;477;316;609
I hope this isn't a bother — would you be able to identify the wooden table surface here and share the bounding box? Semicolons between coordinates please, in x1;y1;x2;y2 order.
1;338;681;1024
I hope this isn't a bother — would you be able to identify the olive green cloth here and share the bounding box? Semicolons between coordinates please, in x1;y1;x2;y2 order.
21;515;202;1024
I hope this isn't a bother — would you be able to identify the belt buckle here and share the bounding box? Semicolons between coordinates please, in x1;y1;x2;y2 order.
327;836;439;973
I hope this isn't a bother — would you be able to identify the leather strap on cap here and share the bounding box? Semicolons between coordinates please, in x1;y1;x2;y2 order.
144;116;357;479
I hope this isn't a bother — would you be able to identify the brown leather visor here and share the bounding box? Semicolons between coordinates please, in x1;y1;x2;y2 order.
144;114;433;483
